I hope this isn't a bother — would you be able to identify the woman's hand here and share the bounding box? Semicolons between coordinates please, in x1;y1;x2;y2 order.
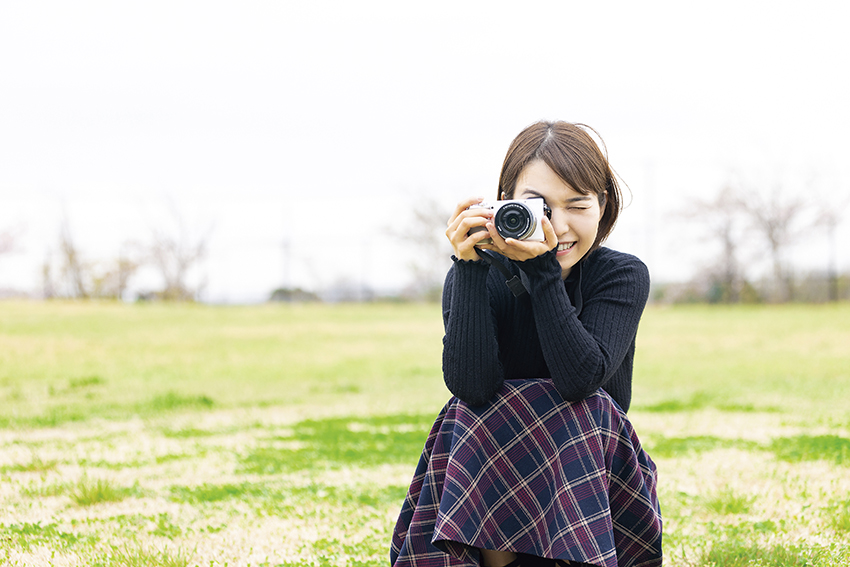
480;215;558;262
445;197;493;261
446;197;558;262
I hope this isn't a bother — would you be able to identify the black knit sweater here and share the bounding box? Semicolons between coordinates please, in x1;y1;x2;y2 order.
441;246;650;412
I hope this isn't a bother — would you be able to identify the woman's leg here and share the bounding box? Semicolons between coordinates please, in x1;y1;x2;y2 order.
480;548;519;567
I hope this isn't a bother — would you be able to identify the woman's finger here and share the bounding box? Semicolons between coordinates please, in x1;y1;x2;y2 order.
488;219;553;261
447;210;492;242
541;216;558;250
448;196;486;227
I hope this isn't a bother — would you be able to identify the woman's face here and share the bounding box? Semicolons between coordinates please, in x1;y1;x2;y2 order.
512;160;605;279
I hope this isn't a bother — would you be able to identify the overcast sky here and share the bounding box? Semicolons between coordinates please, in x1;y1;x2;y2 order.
1;1;849;302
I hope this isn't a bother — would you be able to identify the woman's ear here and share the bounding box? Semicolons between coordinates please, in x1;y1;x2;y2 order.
599;190;608;210
500;191;507;201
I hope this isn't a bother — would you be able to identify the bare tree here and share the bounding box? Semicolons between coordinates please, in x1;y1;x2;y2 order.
58;217;90;298
388;196;453;301
682;184;750;302
685;167;846;303
41;252;56;299
40;216;91;298
90;245;142;300
738;182;813;302
45;217;142;300
146;210;212;301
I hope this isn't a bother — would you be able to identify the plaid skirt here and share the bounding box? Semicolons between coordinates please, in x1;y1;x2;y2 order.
390;379;662;567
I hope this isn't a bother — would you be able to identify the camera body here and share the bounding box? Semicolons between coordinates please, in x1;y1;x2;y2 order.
468;198;548;243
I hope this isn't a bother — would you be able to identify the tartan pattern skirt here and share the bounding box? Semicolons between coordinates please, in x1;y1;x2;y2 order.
390;379;662;567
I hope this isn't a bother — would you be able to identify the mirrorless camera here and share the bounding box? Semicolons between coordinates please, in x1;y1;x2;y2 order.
468;198;550;243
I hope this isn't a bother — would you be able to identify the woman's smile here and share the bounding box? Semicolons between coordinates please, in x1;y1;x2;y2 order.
556;241;577;255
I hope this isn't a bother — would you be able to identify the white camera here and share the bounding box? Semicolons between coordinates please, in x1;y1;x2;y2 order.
467;198;550;243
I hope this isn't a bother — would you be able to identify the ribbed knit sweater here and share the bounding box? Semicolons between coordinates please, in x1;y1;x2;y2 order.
441;246;650;412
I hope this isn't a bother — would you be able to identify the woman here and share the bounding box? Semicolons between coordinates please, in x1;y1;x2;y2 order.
391;121;662;567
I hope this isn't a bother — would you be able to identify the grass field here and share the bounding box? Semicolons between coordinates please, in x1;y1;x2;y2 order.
1;300;849;566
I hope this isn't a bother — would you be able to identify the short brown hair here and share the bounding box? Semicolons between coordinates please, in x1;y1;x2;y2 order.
498;121;622;253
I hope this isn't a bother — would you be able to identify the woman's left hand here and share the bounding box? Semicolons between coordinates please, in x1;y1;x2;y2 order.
476;216;558;262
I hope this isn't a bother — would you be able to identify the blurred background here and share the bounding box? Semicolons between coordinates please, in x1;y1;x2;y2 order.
1;0;848;304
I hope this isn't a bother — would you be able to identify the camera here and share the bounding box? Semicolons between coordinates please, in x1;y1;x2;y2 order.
468;198;550;243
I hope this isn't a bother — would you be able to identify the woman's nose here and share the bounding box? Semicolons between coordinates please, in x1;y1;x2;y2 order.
549;209;570;235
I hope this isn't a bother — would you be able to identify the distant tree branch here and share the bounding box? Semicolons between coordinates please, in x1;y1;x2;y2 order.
44;214;141;300
59;217;90;298
145;207;213;301
680;172;834;303
0;230;15;256
681;183;749;302
387;196;452;300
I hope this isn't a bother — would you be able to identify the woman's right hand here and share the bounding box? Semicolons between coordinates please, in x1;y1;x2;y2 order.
445;197;494;262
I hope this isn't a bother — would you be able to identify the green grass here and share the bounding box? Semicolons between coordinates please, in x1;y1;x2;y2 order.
826;499;850;534
2;522;94;551
0;301;447;427
632;303;850;419
702;488;755;515
1;300;850;565
0;455;58;474
645;435;761;458
69;475;136;507
92;542;193;567
705;541;849;566
239;413;435;474
770;435;850;466
646;433;850;466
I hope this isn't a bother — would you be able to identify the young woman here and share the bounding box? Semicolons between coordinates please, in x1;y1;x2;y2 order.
391;121;662;567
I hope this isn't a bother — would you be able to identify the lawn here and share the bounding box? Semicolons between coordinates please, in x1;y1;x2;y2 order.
1;300;849;566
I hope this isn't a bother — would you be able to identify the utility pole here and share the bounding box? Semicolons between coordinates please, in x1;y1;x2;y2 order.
282;238;291;299
826;213;838;302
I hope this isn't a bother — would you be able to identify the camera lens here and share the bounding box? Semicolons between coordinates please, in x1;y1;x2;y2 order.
494;203;533;240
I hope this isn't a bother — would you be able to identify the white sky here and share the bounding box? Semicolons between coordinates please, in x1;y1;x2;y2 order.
1;0;849;302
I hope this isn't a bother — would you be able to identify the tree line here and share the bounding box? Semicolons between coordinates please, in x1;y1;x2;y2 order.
2;182;846;303
658;178;848;304
0;209;209;302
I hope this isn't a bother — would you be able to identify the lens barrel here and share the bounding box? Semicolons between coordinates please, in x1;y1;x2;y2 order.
494;202;533;240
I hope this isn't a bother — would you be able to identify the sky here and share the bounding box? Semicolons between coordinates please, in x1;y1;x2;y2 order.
1;0;849;302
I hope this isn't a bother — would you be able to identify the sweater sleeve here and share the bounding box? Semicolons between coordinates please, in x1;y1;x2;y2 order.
519;248;650;405
441;258;505;406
